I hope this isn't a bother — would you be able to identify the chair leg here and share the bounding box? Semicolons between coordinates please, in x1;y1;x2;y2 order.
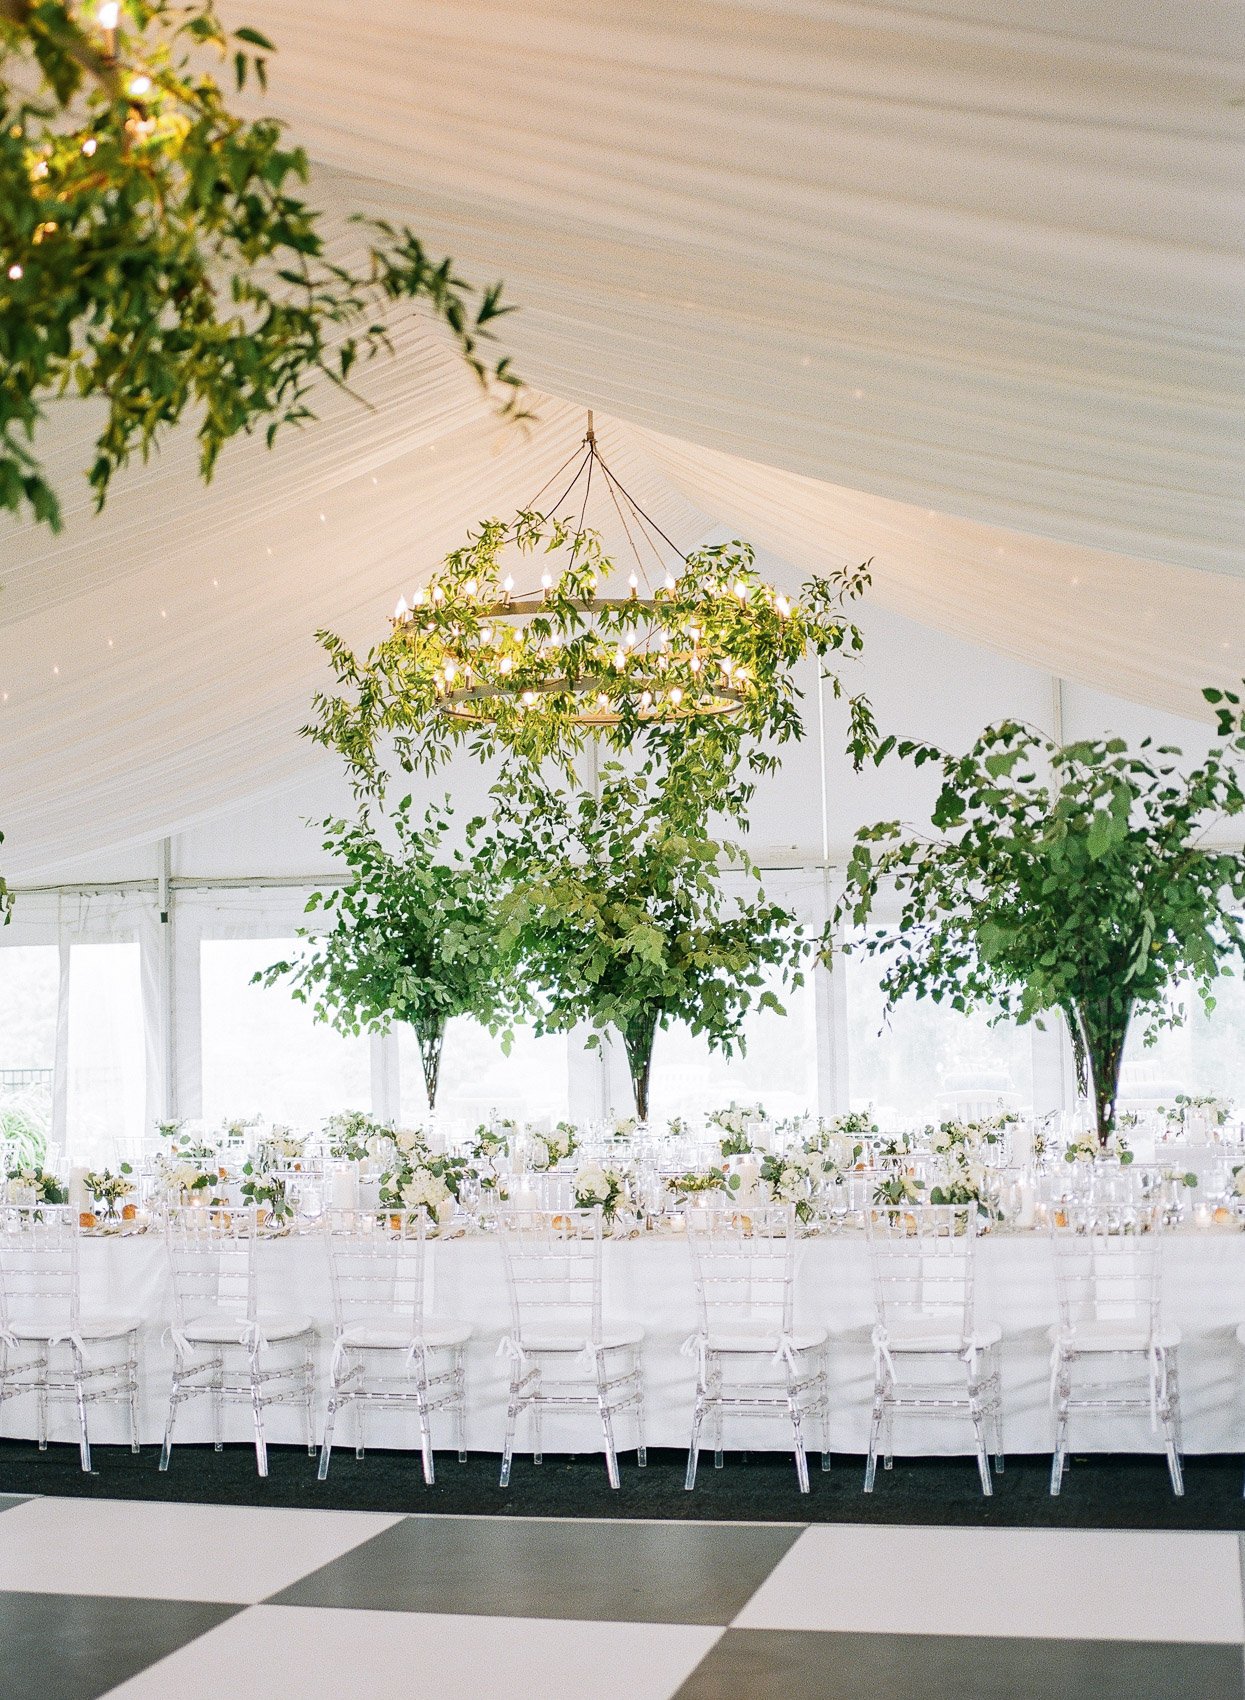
971;1407;993;1497
531;1367;543;1466
598;1356;620;1490
128;1337;141;1455
685;1396;705;1491
72;1348;92;1474
499;1377;520;1488
159;1375;182;1472
354;1384;367;1460
36;1373;48;1451
455;1350;468;1463
1050;1355;1070;1497
820;1350;831;1471
789;1395;810;1494
864;1391;884;1493
1159;1349;1184;1498
635;1360;647;1468
304;1350;316;1457
711;1358;724;1469
250;1365;268;1478
318;1393;338;1481
414;1355;435;1486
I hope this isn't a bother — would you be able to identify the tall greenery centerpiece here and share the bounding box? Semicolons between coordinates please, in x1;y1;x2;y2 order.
256;799;520;1109
0;0;524;529
492;761;806;1122
830;704;1245;1144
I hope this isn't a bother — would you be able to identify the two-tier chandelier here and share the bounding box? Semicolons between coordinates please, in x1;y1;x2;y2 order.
388;413;802;735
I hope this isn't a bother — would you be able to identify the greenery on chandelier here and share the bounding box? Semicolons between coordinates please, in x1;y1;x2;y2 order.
0;825;9;923
254;799;520;1109
490;760;807;1122
309;509;876;816
0;0;524;530
831;690;1245;1145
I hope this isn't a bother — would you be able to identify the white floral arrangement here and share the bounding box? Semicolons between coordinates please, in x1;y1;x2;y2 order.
1064;1132;1134;1166
927;1114;1014;1155
806;1116;870;1176
573;1161;630;1220
929;1154;996;1220
1161;1093;1233;1130
220;1116;258;1142
239;1165;291;1221
611;1115;638;1140
258;1126;306;1164
324;1110;389;1162
83;1166;135;1213
392;1126;431;1158
1232;1165;1245;1200
396;1164;455;1223
154;1152;214;1197
709;1101;765;1156
760;1152;823;1223
5;1164;67;1204
707;1102;765;1138
666;1116;694;1138
872;1171;925;1209
530;1122;579;1170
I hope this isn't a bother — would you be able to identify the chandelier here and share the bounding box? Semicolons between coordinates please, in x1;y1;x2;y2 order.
388;414;807;737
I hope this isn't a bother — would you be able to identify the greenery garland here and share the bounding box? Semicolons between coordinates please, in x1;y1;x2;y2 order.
309;513;875;815
0;0;524;529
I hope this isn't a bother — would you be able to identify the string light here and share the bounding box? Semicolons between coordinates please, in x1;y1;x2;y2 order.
128;74;151;96
7;264;21;281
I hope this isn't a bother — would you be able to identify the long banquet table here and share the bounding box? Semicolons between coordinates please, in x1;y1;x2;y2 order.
7;1228;1245;1459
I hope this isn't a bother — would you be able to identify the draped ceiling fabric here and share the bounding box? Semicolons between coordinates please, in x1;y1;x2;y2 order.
0;0;1242;875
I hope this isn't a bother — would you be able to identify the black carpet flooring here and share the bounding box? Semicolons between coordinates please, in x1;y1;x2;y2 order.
2;1440;1244;1529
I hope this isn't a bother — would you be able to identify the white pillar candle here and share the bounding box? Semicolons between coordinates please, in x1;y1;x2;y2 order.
1014;1178;1036;1230
68;1166;88;1211
330;1166;359;1210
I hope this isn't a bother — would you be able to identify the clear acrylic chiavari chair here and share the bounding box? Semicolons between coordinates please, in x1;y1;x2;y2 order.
159;1206;316;1478
865;1203;1003;1496
0;1203;141;1470
319;1208;470;1483
1049;1202;1182;1496
683;1206;829;1494
497;1207;644;1490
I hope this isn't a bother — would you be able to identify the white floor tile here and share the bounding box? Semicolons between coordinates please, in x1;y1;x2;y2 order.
733;1525;1245;1643
0;1497;402;1603
106;1604;723;1700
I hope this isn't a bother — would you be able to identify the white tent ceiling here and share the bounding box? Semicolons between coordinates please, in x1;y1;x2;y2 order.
0;0;1241;877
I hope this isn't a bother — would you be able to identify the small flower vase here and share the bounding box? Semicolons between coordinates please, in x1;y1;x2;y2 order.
721;1154;762;1206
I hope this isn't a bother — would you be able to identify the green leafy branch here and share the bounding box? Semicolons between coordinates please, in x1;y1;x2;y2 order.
0;0;527;529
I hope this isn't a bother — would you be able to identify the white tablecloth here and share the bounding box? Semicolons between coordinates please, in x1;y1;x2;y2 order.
7;1229;1245;1458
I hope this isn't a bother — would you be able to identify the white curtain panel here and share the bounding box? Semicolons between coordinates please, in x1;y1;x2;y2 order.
0;0;1240;874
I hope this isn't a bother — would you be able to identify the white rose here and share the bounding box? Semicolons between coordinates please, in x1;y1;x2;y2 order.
575;1163;610;1203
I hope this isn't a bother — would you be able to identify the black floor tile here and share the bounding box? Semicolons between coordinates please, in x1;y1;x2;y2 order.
0;1591;241;1700
673;1629;1245;1700
267;1514;802;1623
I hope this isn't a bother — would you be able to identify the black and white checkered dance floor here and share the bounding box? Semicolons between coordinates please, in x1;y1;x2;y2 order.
1;1492;1243;1698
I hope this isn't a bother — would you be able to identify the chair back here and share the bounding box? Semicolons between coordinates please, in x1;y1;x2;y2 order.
685;1206;797;1341
1050;1202;1162;1341
163;1206;259;1333
0;1204;79;1336
323;1208;429;1335
498;1208;604;1346
866;1203;978;1346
